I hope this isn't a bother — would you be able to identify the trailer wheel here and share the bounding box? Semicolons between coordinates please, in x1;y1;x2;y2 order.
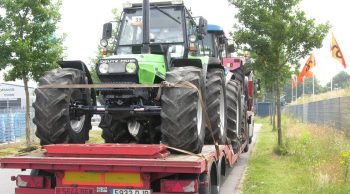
33;68;92;145
161;66;205;154
100;115;134;143
226;80;242;153
244;141;249;152
205;68;227;144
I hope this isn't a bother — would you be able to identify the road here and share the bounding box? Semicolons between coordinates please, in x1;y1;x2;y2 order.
221;124;261;194
0;124;261;194
0;168;29;194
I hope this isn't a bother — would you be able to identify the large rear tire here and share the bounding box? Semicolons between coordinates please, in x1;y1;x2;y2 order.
99;115;134;143
33;68;92;145
205;68;227;144
226;80;241;153
161;66;206;154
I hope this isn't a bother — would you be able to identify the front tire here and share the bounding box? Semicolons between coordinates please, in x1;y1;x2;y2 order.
226;80;241;153
205;68;227;144
33;68;92;145
161;67;206;153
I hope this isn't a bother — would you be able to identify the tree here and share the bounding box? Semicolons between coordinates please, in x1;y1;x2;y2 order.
326;71;350;90
0;0;64;147
230;0;330;146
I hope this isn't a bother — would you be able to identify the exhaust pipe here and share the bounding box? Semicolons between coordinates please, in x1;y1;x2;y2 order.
141;0;151;54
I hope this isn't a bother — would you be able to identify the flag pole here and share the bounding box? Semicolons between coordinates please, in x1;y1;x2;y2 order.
296;80;298;102
331;76;333;91
313;75;315;95
292;80;294;102
303;77;305;96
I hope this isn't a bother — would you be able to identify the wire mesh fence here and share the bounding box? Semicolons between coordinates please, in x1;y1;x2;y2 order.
284;96;350;134
0;108;35;144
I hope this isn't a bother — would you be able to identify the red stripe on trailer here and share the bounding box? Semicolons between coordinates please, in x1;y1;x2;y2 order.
44;144;170;159
0;156;206;174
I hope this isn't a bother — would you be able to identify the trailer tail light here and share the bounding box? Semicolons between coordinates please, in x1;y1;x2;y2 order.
14;175;44;188
161;179;198;193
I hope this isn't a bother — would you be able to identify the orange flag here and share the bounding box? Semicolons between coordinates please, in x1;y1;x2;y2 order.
331;34;347;68
298;53;316;84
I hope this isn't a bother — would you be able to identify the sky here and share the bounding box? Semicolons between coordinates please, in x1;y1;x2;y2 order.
1;0;349;86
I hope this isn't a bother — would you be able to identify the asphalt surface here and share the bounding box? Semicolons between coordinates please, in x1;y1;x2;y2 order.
221;124;262;194
0;168;30;194
0;124;261;194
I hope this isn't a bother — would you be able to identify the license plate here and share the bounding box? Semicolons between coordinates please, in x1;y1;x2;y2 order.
56;187;94;194
110;189;152;194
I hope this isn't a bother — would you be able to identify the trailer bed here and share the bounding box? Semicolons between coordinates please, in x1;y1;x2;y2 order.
0;145;236;174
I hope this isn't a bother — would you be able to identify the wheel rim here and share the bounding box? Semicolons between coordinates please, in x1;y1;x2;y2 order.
70;115;85;133
197;99;203;136
219;86;225;136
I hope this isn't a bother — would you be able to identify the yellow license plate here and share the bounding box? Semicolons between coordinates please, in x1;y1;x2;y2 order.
63;171;143;187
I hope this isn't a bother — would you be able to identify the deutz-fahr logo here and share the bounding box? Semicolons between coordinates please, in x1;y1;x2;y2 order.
100;59;136;64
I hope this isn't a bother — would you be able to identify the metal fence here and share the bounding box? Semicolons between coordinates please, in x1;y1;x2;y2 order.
0;108;35;143
284;96;350;134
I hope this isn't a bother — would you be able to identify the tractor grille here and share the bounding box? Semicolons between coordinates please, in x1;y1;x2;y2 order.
108;62;126;73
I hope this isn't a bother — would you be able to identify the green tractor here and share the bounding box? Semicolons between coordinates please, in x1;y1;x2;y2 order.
33;0;229;154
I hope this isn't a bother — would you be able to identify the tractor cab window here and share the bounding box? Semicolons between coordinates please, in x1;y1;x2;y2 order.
201;34;216;57
118;7;184;46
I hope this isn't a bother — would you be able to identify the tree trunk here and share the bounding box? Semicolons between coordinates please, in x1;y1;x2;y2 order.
270;87;273;124
23;76;32;148
272;86;276;130
276;85;282;146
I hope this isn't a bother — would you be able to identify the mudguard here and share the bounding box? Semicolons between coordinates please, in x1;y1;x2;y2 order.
58;60;96;106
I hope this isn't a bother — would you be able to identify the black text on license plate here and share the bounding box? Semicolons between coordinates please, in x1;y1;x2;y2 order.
110;189;151;194
56;187;94;194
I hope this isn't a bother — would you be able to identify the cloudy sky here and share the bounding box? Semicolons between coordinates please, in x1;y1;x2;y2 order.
1;0;349;86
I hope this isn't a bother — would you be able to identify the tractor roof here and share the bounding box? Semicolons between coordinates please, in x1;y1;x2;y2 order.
207;24;224;35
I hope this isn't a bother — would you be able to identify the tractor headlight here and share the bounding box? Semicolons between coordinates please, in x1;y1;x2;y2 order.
125;62;137;73
189;34;197;43
99;63;109;74
100;39;108;47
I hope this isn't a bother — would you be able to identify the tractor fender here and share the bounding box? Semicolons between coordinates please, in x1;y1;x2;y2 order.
207;57;224;70
58;60;97;106
171;58;208;80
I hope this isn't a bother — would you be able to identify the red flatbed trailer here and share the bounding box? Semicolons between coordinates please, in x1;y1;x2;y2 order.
0;142;247;194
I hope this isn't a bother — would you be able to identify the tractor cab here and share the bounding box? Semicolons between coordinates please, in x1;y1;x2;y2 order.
201;24;228;60
99;0;207;77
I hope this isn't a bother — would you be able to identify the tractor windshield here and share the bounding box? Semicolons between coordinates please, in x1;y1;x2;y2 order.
118;7;184;45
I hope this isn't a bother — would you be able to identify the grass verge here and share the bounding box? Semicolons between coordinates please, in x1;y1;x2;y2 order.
0;129;103;158
243;116;350;194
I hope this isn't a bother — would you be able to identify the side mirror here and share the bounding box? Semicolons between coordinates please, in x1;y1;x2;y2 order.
102;22;113;40
256;79;261;94
197;16;207;40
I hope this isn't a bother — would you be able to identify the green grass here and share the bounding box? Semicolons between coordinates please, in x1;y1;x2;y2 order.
243;117;350;194
87;129;104;144
0;128;104;158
